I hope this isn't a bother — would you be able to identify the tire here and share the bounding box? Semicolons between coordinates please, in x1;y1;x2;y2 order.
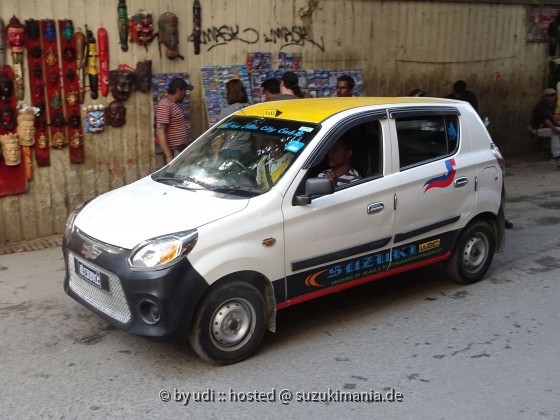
189;281;266;365
446;220;495;284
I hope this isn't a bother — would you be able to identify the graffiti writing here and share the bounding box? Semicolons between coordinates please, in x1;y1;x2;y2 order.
188;25;258;51
189;25;325;52
263;26;324;52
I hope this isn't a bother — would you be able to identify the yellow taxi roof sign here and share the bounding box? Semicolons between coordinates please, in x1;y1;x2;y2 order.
264;109;282;117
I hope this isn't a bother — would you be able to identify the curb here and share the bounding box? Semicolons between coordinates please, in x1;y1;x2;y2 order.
0;234;63;256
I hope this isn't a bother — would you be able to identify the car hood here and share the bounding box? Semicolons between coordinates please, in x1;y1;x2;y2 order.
75;177;249;249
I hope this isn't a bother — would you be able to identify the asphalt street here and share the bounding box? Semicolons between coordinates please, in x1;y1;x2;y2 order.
0;158;559;419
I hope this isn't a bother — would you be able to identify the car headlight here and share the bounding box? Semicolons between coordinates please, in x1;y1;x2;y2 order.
129;230;198;270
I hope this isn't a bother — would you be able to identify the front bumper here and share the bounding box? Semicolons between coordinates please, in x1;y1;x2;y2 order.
63;229;208;337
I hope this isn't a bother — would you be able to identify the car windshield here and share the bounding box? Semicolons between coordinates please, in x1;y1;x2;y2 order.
158;116;320;196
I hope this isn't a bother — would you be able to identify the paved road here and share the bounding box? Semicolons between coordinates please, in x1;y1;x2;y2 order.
0;159;559;419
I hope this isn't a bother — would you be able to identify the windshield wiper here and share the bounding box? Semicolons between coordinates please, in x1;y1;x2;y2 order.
210;186;261;197
154;176;182;185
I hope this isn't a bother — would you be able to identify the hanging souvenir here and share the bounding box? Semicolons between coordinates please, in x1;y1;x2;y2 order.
158;12;184;60
106;99;126;128
16;105;37;180
74;28;86;104
0;71;14;103
0;66;16;133
6;16;26;100
129;10;157;51
41;19;67;151
0;104;16;131
0;64;25;196
109;67;135;101
118;0;129;52
59;19;84;163
98;28;110;97
0;133;21;166
0;18;6;67
85;26;99;100
134;59;152;92
82;104;105;133
193;0;201;55
25;18;49;166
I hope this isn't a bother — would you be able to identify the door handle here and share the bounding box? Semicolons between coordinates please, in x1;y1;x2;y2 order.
454;177;468;187
367;202;384;214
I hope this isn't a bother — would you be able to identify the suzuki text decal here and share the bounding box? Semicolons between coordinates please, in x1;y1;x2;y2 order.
423;158;456;192
283;232;458;302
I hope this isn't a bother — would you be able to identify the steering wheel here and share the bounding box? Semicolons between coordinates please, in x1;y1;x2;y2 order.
223;157;259;188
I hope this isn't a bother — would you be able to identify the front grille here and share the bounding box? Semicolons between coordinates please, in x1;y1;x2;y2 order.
68;252;132;324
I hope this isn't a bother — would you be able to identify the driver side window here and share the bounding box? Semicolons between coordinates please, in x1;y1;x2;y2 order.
310;120;383;189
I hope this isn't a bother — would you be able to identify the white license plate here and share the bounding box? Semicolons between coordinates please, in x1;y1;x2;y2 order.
75;259;109;291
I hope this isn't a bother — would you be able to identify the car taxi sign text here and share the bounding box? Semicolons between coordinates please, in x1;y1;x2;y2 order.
264;109;281;117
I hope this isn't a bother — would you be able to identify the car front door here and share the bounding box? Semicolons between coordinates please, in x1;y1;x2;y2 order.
279;114;397;307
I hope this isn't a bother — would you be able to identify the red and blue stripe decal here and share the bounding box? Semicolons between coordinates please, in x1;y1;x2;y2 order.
424;158;456;192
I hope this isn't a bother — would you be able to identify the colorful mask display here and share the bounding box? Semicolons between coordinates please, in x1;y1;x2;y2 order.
106;100;127;128
83;104;105;133
129;10;157;50
109;68;135;101
158;12;184;60
0;133;21;166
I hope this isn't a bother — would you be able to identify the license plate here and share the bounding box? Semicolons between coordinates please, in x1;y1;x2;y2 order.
75;258;109;291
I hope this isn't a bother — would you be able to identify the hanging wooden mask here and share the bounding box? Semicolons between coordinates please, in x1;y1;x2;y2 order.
109;69;135;101
129;10;157;50
0;72;14;103
158;12;184;60
83;105;105;133
134;60;152;93
106;99;126;128
0;133;21;166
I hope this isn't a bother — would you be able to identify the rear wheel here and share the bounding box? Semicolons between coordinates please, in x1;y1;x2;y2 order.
446;220;495;284
189;281;266;365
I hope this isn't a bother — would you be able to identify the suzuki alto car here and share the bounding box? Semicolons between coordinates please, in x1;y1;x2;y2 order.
63;97;507;364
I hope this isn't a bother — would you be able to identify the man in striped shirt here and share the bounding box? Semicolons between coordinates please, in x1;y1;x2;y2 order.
156;78;193;164
318;135;361;187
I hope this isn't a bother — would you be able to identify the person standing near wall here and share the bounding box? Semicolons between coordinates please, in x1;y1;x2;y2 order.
217;79;250;120
277;71;304;99
155;77;193;164
444;80;478;112
261;78;281;101
531;88;560;161
336;74;355;97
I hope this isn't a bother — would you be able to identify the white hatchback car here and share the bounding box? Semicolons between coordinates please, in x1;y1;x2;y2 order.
63;97;507;364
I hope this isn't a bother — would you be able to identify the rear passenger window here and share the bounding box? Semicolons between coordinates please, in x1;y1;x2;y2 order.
396;115;459;169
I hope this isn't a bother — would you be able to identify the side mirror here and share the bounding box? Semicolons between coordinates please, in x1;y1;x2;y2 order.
293;177;334;205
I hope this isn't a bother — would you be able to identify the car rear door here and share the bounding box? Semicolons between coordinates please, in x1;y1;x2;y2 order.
388;107;476;269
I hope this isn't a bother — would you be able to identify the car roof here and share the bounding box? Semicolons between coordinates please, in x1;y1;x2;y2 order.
238;97;456;124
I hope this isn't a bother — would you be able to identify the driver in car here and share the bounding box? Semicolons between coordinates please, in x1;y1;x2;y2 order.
256;137;294;190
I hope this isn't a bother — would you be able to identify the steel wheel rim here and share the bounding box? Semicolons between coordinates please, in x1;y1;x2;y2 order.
462;233;489;273
210;298;256;351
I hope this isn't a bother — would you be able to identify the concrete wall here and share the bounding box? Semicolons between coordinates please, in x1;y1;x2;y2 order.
0;0;551;245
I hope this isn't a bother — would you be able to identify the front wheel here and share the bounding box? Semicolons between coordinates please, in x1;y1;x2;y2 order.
189;281;266;365
446;220;495;284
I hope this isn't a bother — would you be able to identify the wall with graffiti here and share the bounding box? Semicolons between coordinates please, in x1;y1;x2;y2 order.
0;0;553;246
